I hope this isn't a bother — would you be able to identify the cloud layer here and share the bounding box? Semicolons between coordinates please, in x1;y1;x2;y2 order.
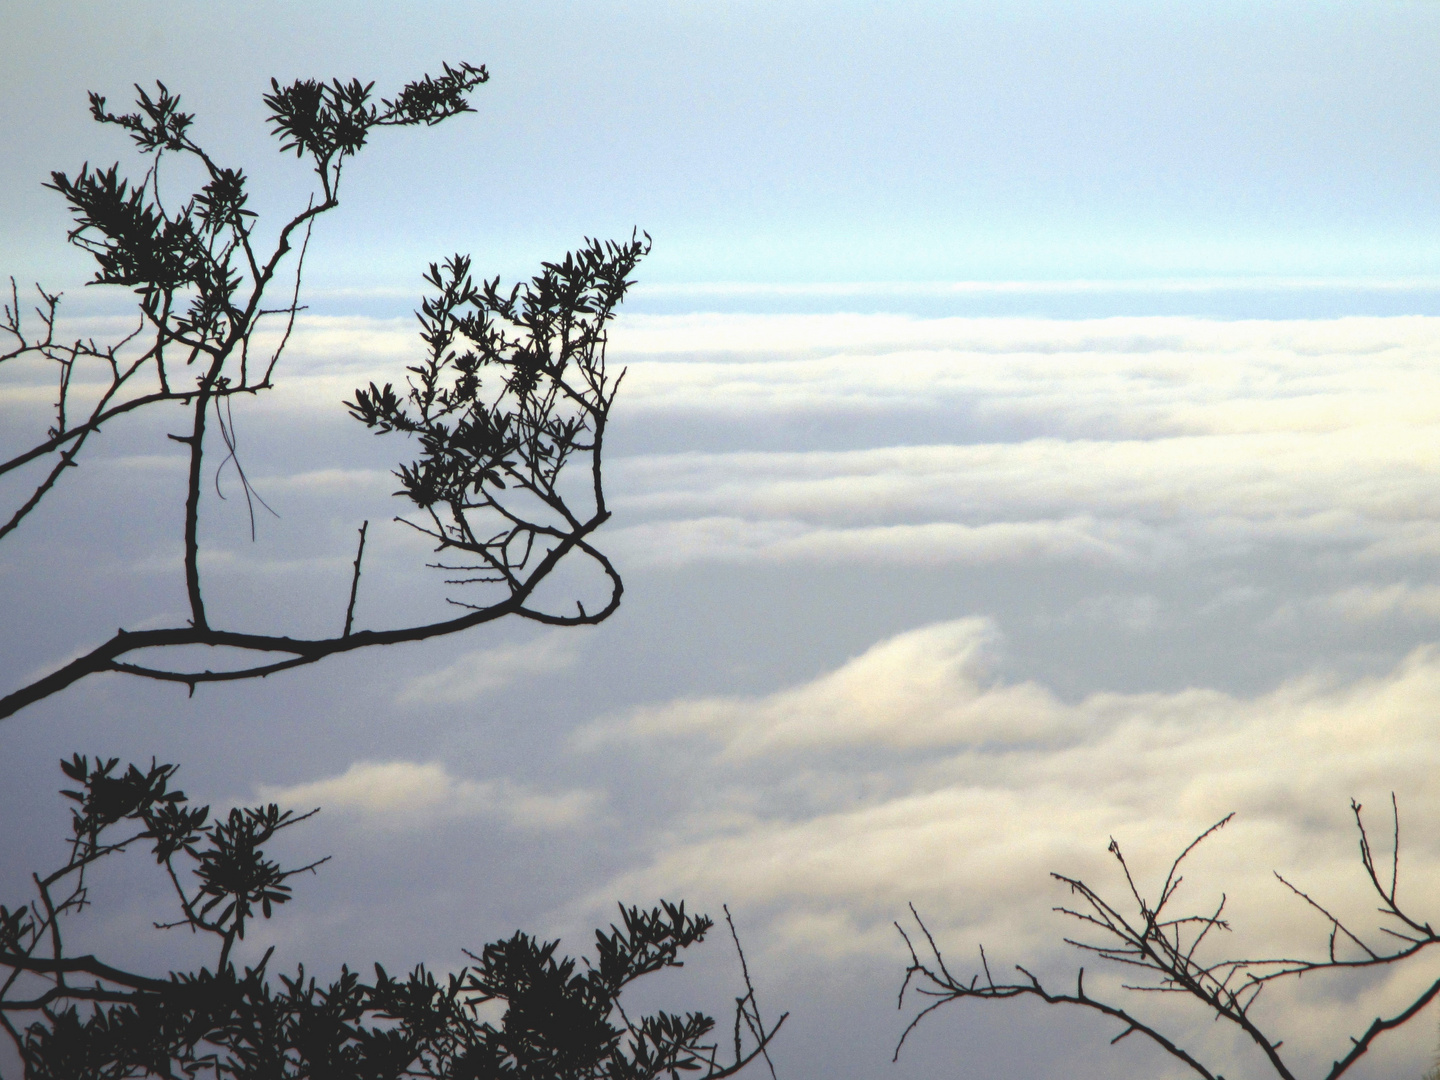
577;618;1440;1077
11;306;1440;1078
396;631;588;705
602;314;1440;572
257;760;599;831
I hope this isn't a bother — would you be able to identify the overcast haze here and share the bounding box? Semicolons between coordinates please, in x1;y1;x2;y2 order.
6;3;1440;1079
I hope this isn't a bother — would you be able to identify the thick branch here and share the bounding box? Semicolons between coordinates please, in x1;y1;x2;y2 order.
1322;976;1440;1080
0;512;613;720
0;985;151;1010
0;951;170;993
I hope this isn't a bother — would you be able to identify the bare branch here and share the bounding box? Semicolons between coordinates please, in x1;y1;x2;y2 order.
897;802;1440;1080
343;520;368;637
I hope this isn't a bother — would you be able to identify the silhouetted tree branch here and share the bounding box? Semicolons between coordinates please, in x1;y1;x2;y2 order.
1;754;785;1078
896;799;1440;1080
3;66;486;528
1;70;646;720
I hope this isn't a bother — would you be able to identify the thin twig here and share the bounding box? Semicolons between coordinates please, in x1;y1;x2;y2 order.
725;904;778;1080
343;521;368;637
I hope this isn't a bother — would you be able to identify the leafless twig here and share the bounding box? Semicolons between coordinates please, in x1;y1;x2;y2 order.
898;799;1440;1080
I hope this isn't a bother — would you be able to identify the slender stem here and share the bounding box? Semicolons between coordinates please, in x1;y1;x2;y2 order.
343;521;368;637
0;442;82;543
217;929;237;972
0;510;614;719
181;374;216;630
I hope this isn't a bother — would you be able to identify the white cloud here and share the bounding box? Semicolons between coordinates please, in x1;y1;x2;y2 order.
604;628;1440;923
257;760;599;830
1323;582;1440;621
612;309;1439;355
606;515;1155;568
586;620;1069;755
252;315;415;371
259;467;393;494
17;306;1440;1076
615;434;1440;527
608;313;1440;435
573;621;1440;1074
396;631;587;705
595;314;1440;572
65;311;1437;579
1;314;416;422
605;428;1440;568
144;310;1440;440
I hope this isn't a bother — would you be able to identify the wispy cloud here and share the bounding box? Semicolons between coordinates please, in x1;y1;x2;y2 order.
257;760;600;831
396;631;587;705
595;314;1440;576
575;620;1440;1073
582;619;1068;755
1322;582;1440;621
606;515;1153;568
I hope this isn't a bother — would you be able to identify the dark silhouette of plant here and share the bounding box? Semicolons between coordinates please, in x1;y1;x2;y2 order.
3;66;485;543
1;755;784;1078
345;235;644;625
0;70;643;720
896;800;1440;1080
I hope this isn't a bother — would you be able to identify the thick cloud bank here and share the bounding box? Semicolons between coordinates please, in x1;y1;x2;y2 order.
604;314;1440;571
579;618;1440;1077
7;308;1440;1078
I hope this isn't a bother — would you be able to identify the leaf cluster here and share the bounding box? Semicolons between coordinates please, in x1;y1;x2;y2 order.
0;70;649;719
347;234;647;609
4;752;323;994
265;62;487;170
45;63;483;337
458;902;719;1079
2;757;782;1080
2;67;484;559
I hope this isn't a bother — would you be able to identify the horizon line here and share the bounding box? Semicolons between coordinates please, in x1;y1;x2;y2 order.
300;275;1440;301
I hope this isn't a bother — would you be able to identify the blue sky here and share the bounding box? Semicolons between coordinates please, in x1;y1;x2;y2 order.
7;1;1440;289
7;4;1440;1079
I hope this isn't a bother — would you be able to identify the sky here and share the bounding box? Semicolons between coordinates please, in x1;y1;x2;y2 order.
7;0;1440;290
6;3;1440;1078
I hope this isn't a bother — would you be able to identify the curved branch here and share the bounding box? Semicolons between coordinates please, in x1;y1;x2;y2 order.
0;951;171;993
1323;976;1440;1080
0;388;178;480
0;511;613;720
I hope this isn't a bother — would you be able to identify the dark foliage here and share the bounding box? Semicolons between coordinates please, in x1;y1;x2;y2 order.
1;756;784;1079
0;68;639;720
346;236;644;619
